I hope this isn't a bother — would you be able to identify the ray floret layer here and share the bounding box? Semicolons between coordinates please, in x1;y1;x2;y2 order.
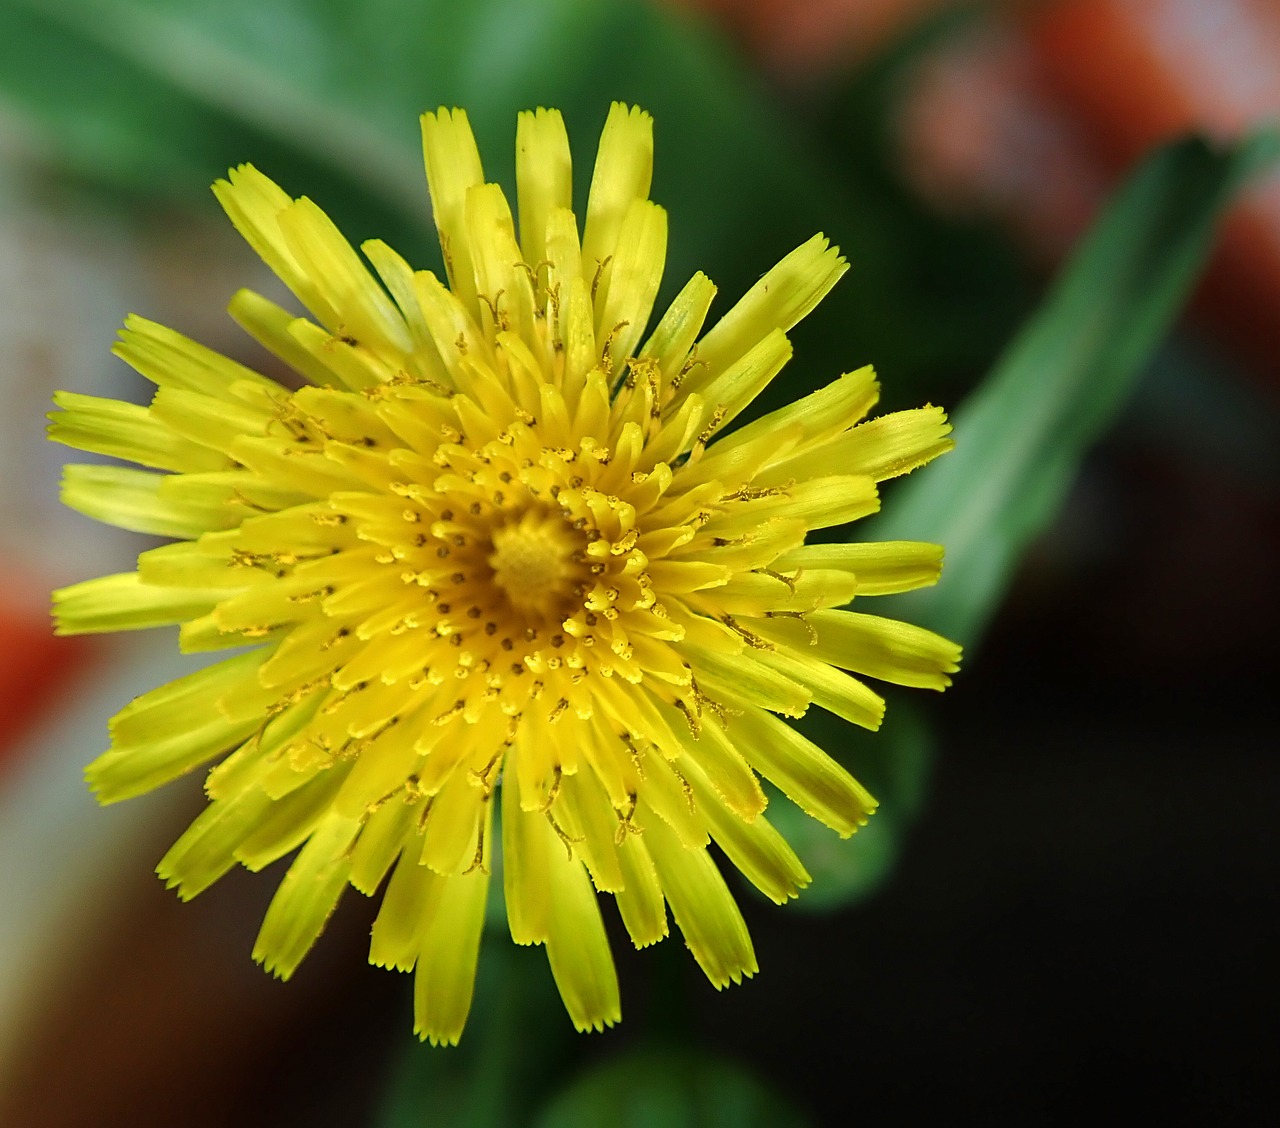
49;104;960;1044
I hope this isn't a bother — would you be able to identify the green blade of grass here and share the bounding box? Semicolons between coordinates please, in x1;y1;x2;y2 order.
869;129;1280;648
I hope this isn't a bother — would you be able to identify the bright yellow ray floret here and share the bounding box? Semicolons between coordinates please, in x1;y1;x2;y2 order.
48;103;961;1045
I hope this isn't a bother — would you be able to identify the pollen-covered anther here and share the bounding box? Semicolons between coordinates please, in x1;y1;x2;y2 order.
723;615;774;650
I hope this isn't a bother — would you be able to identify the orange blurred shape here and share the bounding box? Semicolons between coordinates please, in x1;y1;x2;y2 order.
0;578;94;777
896;25;1109;262
678;0;964;73
1028;0;1280;376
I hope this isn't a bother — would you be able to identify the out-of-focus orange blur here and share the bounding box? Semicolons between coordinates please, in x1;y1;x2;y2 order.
688;0;1280;384
1028;0;1280;380
681;0;961;73
0;586;93;779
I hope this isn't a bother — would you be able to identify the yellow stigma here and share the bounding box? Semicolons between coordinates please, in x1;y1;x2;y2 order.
488;509;584;618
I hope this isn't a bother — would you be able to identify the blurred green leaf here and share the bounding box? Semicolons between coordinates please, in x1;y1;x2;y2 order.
377;942;574;1128
769;700;934;911
0;0;1020;398
781;129;1279;911
812;3;1036;405
0;0;851;286
532;1048;811;1128
868;128;1280;647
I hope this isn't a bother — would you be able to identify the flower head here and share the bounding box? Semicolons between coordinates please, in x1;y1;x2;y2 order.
50;104;960;1044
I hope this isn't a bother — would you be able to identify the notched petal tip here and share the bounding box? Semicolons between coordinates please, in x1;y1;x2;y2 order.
832;797;879;841
606;100;652;125
369;952;417;973
422;104;469;125
251;944;296;982
807;231;849;272
82;756;119;805
415;1024;463;1048
156;869;201;903
628;926;670;951
704;957;759;991
932;639;964;686
570;1007;621;1035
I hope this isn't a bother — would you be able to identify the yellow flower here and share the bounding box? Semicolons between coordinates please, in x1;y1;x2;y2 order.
49;104;960;1044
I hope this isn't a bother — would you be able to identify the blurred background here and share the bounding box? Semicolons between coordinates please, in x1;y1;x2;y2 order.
0;0;1277;1124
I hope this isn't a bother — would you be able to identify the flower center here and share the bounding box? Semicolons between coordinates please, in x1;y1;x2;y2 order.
488;509;583;620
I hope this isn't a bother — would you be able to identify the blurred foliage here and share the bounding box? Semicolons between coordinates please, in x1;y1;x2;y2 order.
772;699;934;910
2;0;1275;1121
378;944;571;1128
870;127;1280;648
531;1050;812;1128
0;0;1031;403
378;942;812;1128
776;129;1280;905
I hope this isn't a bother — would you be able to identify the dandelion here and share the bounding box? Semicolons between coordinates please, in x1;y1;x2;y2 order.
49;104;960;1044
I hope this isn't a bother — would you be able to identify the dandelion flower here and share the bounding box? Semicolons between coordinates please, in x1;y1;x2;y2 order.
49;104;961;1044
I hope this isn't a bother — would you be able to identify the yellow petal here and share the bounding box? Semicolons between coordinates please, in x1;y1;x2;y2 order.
501;758;552;945
772;405;954;484
213;165;338;327
54;572;222;636
136;540;263;590
252;810;360;979
684;756;810;904
729;364;880;459
594;198;667;364
760;608;962;690
86;663;265;803
678;719;766;822
690;327;792;439
157;787;273;898
555;767;626;893
544;829;622;1033
419;773;488;876
361;239;450;381
227;290;346;389
413;859;490;1046
465;182;538;344
638;271;717;383
839;406;954;482
754;644;886;732
48;391;230;474
370;847;442;972
516;107;573;270
276;197;412;358
349;798;416;895
771;540;944;596
644;817;756;989
114;313;280;399
687;645;811;720
689;234;846;394
612;833;669;948
235;768;349;869
581;103;653;290
729;706;876;838
421;108;485;312
61;464;233;538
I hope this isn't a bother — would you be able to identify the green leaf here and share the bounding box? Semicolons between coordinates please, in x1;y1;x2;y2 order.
376;942;574;1128
867;129;1280;647
532;1048;812;1128
0;0;846;275
769;700;934;911
0;0;1012;397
